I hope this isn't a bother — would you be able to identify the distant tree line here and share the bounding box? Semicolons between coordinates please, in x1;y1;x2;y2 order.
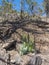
0;0;49;18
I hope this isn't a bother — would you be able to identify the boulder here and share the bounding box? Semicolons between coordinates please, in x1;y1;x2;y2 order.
27;55;42;65
26;54;49;65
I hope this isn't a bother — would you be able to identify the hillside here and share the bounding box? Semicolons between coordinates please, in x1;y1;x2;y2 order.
0;13;49;65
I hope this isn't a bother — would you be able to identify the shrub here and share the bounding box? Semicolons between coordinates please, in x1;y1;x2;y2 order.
19;34;35;55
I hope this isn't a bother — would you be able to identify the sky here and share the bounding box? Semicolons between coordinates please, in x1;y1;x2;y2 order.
13;0;43;11
0;0;43;11
36;0;43;4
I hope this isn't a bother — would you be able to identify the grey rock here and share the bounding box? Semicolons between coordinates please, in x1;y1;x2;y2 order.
41;54;49;65
0;49;9;65
11;54;22;65
28;54;49;65
28;55;42;65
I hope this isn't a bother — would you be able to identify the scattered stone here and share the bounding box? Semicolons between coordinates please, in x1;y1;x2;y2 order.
11;53;22;65
0;49;9;65
27;55;42;65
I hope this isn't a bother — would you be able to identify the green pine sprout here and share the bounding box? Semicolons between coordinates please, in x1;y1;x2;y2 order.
19;34;35;55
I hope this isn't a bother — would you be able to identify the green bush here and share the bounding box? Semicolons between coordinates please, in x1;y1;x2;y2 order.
19;34;35;55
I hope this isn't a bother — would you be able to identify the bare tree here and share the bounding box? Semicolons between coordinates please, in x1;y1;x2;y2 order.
44;0;49;18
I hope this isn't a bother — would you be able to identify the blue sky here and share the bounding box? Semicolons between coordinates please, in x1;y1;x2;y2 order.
36;0;43;4
13;0;20;11
0;0;43;11
13;0;43;11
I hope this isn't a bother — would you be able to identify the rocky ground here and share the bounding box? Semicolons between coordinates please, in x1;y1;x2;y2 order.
0;14;49;65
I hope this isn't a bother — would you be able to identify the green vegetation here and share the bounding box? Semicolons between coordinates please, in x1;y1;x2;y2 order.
19;34;34;55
